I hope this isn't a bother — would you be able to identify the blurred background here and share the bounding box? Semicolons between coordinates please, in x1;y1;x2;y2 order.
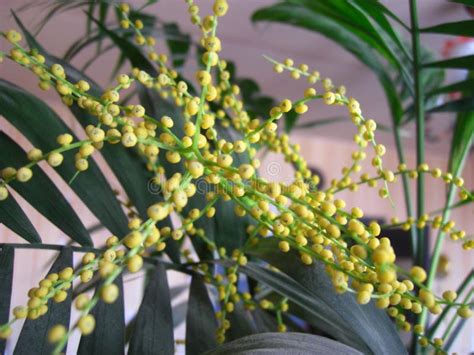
0;0;473;353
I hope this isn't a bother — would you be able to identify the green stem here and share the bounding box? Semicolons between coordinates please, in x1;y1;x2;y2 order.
394;126;417;257
427;270;473;338
409;0;426;268
417;184;457;337
441;288;473;341
409;1;427;353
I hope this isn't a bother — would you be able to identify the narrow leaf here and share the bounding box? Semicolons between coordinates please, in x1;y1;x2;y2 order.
350;0;413;68
293;0;403;68
205;332;362;355
0;246;14;354
427;78;474;97
428;97;474;113
14;248;73;355
225;302;257;342
445;317;470;351
448;111;474;175
129;263;174;355
186;275;218;355
12;12;128;235
449;0;474;6
239;261;365;352
422;20;474;36
245;238;406;354
163;22;191;68
13;15;181;261
89;14;156;74
77;275;125;355
424;55;474;70
0;133;92;246
352;0;409;31
251;308;279;333
284;110;299;132
0;79;129;238
0;193;41;243
252;2;403;126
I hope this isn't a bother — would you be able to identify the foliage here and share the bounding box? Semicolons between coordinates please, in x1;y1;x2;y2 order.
0;1;472;354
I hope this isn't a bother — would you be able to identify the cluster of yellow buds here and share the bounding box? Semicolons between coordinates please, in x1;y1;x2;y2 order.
0;0;472;352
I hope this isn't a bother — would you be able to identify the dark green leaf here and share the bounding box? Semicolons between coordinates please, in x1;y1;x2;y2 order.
11;10;45;52
129;263;174;355
205;332;362;355
428;97;474;113
448;111;474;176
0;246;14;354
128;8;157;28
77;275;125;355
352;0;409;31
350;0;412;66
164;23;191;68
284;110;299;132
237;79;260;101
186;275;218;355
251;308;279;333
239;261;364;351
0;77;129;238
0;133;91;246
449;0;474;6
288;0;412;88
421;20;474;36
424;55;474;70
97;2;110;53
445;317;470;351
0;193;41;243
252;2;403;126
427;78;474;97
15;248;73;355
196;45;206;69
226;302;257;342
13;15;181;261
290;1;396;63
245;238;406;354
86;2;95;35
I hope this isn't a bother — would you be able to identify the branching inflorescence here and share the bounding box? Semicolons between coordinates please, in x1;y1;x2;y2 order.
0;1;472;354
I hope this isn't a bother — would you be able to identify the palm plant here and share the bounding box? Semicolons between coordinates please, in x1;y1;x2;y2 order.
0;1;471;354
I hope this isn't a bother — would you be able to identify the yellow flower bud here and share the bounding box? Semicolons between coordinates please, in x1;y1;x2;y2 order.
47;324;66;344
78;314;95;335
